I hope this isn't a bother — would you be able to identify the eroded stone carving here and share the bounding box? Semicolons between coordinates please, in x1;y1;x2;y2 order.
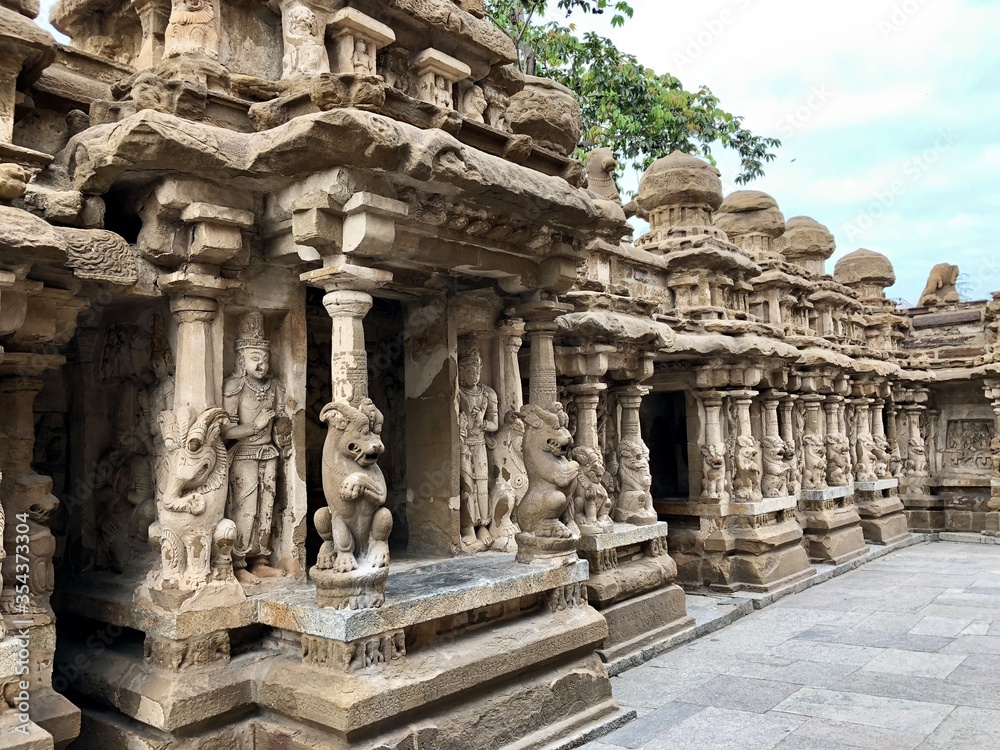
1;477;58;616
164;0;219;60
281;3;330;79
312;398;391;609
700;442;727;500
143;407;242;611
615;439;656;524
946;420;993;470
458;82;488;123
761;435;791;498
458;342;499;551
918;263;960;307
803;433;828;489
223;312;291;586
570;446;613;534
733;435;763;503
586;147;621;203
825;434;850;487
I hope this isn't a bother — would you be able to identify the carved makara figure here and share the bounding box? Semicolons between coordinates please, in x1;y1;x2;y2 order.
458;345;500;550
803;433;828;489
855;433;878;482
148;408;238;601
314;399;391;577
223;313;291;586
164;0;219;60
281;3;329;78
733;435;763;503
760;436;791;498
516;404;579;539
615;439;657;525
586;147;621;203
700;442;727;500
825;433;851;487
570;446;614;534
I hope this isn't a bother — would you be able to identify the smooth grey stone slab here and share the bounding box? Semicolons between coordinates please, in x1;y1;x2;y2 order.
579;522;669;552
773;687;954;734
855;478;899;492
801;485;854;501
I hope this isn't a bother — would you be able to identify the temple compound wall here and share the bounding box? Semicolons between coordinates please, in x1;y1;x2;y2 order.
0;1;997;748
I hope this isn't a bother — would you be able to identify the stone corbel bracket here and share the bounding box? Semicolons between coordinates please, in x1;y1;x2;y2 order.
328;7;396;76
289;188;408;262
411;48;472;109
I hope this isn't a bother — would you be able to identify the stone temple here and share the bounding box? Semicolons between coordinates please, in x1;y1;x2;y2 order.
0;1;997;748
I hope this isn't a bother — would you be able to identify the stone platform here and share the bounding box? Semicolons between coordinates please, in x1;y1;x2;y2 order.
56;555;624;749
577;523;695;667
799;484;868;564
855;478;909;544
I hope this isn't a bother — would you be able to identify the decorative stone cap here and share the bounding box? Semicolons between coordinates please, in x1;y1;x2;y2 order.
715;190;784;239
834;248;895;289
329;7;396;46
637;150;722;215
411;48;472;81
776;215;835;265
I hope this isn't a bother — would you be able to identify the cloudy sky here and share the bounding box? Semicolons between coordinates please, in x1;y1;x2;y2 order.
559;0;1000;305
37;0;998;304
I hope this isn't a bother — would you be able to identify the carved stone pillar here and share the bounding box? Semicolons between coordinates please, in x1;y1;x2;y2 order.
760;393;792;500
886;402;903;478
823;396;850;487
132;0;171;70
568;380;605;452
730;390;762;504
779;394;800;495
852;398;877;482
612;383;656;525
801;394;827;490
983;381;1000;536
854;390;908;545
698;390;728;502
497;317;525;419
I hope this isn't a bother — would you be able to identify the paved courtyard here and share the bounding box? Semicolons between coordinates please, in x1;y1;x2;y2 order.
588;541;1000;750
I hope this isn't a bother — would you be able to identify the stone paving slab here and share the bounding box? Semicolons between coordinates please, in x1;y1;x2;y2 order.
582;539;1000;750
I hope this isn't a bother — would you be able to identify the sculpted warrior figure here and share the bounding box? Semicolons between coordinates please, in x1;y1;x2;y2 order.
458;345;500;550
223;312;292;586
164;0;219;60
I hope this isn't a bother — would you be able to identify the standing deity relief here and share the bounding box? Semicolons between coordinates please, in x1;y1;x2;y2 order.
222;311;291;586
457;340;500;551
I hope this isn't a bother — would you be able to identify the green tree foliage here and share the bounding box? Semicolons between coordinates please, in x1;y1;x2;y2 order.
485;0;780;185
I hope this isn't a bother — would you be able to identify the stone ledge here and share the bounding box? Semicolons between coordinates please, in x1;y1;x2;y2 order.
732;494;800;515
578;522;668;552
801;484;854;501
855;478;899;492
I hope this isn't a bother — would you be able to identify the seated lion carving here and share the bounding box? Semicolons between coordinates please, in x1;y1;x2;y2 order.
314;399;391;574
515;403;579;539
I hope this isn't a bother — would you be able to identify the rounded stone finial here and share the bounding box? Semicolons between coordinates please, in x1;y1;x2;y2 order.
834;248;896;290
637;150;722;216
776;216;835;274
715;190;784;239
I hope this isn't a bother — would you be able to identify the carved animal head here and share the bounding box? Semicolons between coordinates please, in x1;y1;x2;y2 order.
761;435;786;461
320;398;385;467
618;439;650;471
701;442;725;467
736;434;758;461
520;403;573;459
571;446;605;481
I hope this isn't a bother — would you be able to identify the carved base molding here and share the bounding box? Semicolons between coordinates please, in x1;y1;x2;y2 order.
310;564;389;610
514;532;579;566
856;486;910;545
799;487;868;565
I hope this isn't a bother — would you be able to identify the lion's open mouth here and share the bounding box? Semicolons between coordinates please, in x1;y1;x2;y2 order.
359;450;381;466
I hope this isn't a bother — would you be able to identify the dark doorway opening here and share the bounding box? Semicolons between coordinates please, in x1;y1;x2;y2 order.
640;391;689;499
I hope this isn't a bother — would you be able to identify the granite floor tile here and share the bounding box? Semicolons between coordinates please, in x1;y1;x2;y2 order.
772;687;954;734
597;703;706;749
786;716;926;750
916;705;1000;749
859;648;966;679
908;615;972;637
831;670;994;711
634;706;803;750
762;660;858;688
676;675;802;714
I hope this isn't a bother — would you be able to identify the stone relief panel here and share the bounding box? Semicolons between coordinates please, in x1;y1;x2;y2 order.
945;420;994;472
458;338;500;551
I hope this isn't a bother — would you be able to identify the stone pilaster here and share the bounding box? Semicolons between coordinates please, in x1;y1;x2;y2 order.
983;380;1000;537
897;387;940;532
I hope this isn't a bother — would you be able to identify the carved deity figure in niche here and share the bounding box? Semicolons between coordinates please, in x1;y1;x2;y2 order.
760;436;791;498
733;435;762;503
615;440;657;525
282;3;330;79
164;0;219;60
430;74;453;108
458;83;487;123
380;48;412;94
353;38;376;75
700;443;727;500
458;343;500;550
825;433;851;487
802;433;827;489
222;312;292;586
570;447;614;534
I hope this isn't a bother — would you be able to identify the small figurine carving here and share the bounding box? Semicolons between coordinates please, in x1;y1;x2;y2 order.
353;38;376;75
516;404;579;540
164;0;220;60
458;343;500;551
615;439;657;525
586;147;622;203
312;398;391;609
825;434;851;487
760;436;791;498
223;312;291;586
906;437;928;475
282;3;330;79
145;407;241;609
458;83;488;123
855;433;878;482
918;263;960;307
483;79;511;131
733;435;762;503
570;446;614;534
380;48;412;94
431;74;453;108
803;433;828;489
700;443;727;500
